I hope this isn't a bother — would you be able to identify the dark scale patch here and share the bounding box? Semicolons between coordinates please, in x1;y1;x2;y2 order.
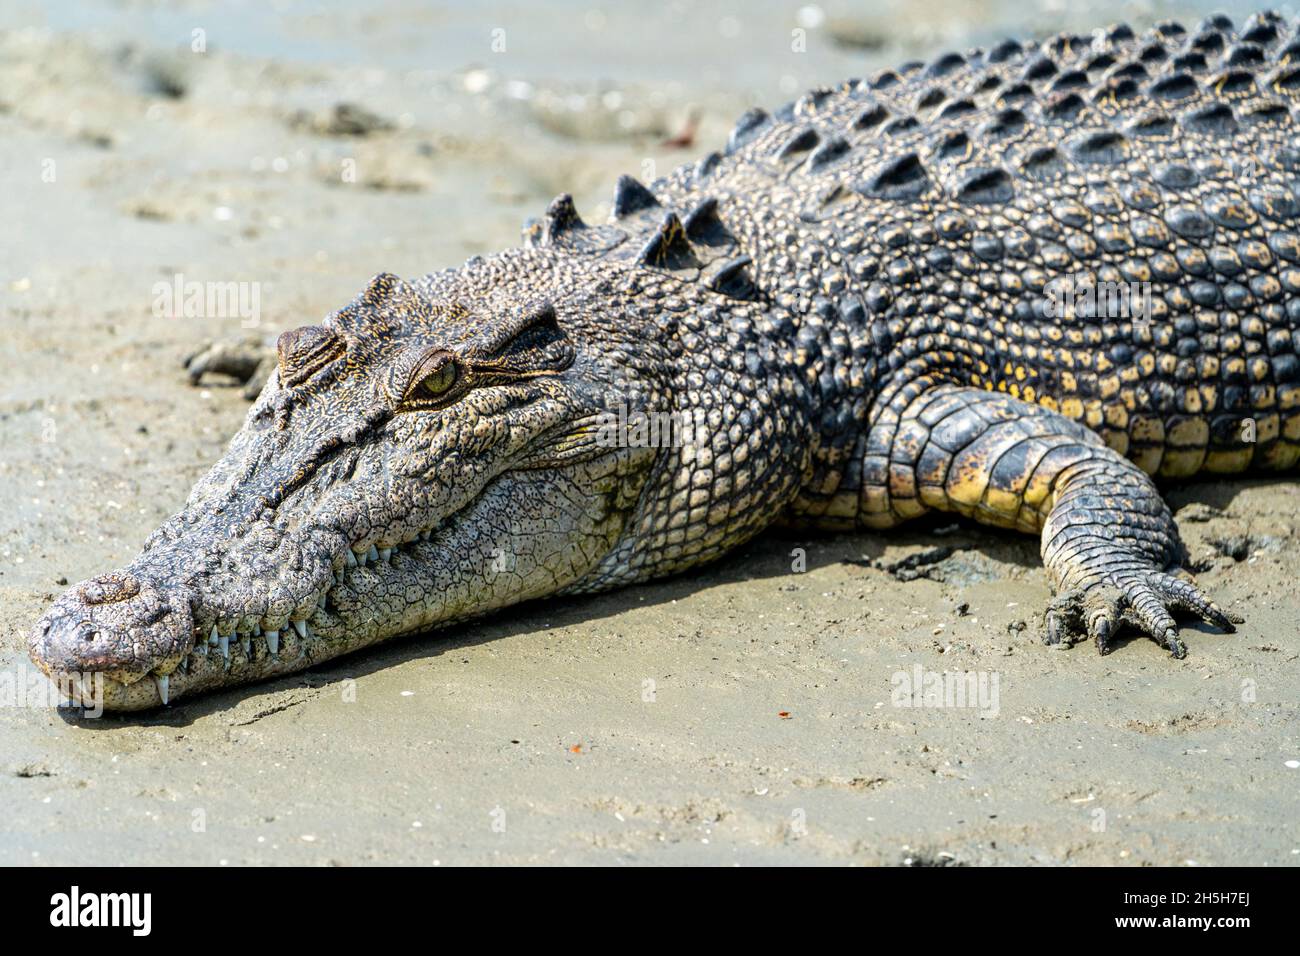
1182;102;1237;135
1280;40;1300;66
807;136;850;169
1153;163;1199;190
705;256;758;299
1139;42;1169;64
916;86;947;110
1043;92;1086;121
795;87;835;115
1107;23;1135;42
1098;78;1142;104
777;126;820;160
1084;53;1116;73
1267;231;1300;263
1241;14;1279;46
1212;69;1258;94
884;116;920;135
541;193;584;241
955;166;1015;204
1021;147;1069;180
1204;194;1257;231
1046;33;1087;57
1022;56;1058;82
695;151;721;180
1190;30;1225;53
972;234;1004;260
1068;130;1127;165
1170;52;1208;73
999;82;1033;102
726;108;769;153
982;107;1027;138
926;51;966;78
859;152;931;201
1242;102;1289;125
1224;43;1266;68
1109;62;1148;82
611;175;659;217
681;197;728;244
1128;110;1175;137
939;99;976;119
1165;206;1215;240
1149;73;1199;100
1270;68;1300;92
853;104;889;129
934;130;971;161
636;212;699;269
1051;70;1089;92
988;38;1023;63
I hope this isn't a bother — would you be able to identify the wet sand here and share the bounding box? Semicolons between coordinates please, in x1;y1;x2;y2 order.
1;0;1297;865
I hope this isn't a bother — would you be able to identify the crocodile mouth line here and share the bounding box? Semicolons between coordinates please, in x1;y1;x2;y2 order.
48;503;471;711
46;442;618;711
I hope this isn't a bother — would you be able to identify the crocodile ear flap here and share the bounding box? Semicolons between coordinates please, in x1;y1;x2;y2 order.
474;301;575;376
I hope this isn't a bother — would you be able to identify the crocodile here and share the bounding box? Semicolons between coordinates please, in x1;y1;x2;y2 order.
29;11;1300;710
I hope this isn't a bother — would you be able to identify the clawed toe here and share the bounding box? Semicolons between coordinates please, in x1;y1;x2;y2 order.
1041;570;1236;659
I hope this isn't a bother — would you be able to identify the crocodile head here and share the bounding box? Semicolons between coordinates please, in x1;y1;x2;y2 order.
29;262;663;710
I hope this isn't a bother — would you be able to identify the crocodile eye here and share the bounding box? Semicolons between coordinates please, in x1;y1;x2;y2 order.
404;349;462;406
421;359;457;396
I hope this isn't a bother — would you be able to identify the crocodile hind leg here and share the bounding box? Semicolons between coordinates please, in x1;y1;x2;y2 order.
859;383;1240;657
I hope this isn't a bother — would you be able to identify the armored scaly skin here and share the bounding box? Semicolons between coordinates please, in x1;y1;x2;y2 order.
30;12;1300;709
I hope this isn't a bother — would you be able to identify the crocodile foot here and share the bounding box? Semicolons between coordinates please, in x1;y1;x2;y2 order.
183;335;275;399
1043;570;1242;659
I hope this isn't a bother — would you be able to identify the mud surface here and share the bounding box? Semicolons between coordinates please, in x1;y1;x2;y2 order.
1;1;1297;865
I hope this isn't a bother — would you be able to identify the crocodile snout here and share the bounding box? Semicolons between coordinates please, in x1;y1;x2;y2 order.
29;569;195;693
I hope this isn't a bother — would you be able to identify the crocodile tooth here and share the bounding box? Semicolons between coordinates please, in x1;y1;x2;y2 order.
378;547;392;562
154;674;169;706
346;548;359;567
208;625;219;646
293;619;308;639
253;623;262;636
240;635;251;657
266;630;279;656
218;633;229;661
318;594;327;611
367;545;380;563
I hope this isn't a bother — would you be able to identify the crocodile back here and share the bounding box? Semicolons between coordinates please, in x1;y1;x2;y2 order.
645;11;1300;480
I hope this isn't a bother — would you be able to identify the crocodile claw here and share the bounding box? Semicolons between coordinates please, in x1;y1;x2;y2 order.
1042;569;1238;658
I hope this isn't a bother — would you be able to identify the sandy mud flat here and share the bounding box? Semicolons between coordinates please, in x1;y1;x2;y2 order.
1;0;1296;865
